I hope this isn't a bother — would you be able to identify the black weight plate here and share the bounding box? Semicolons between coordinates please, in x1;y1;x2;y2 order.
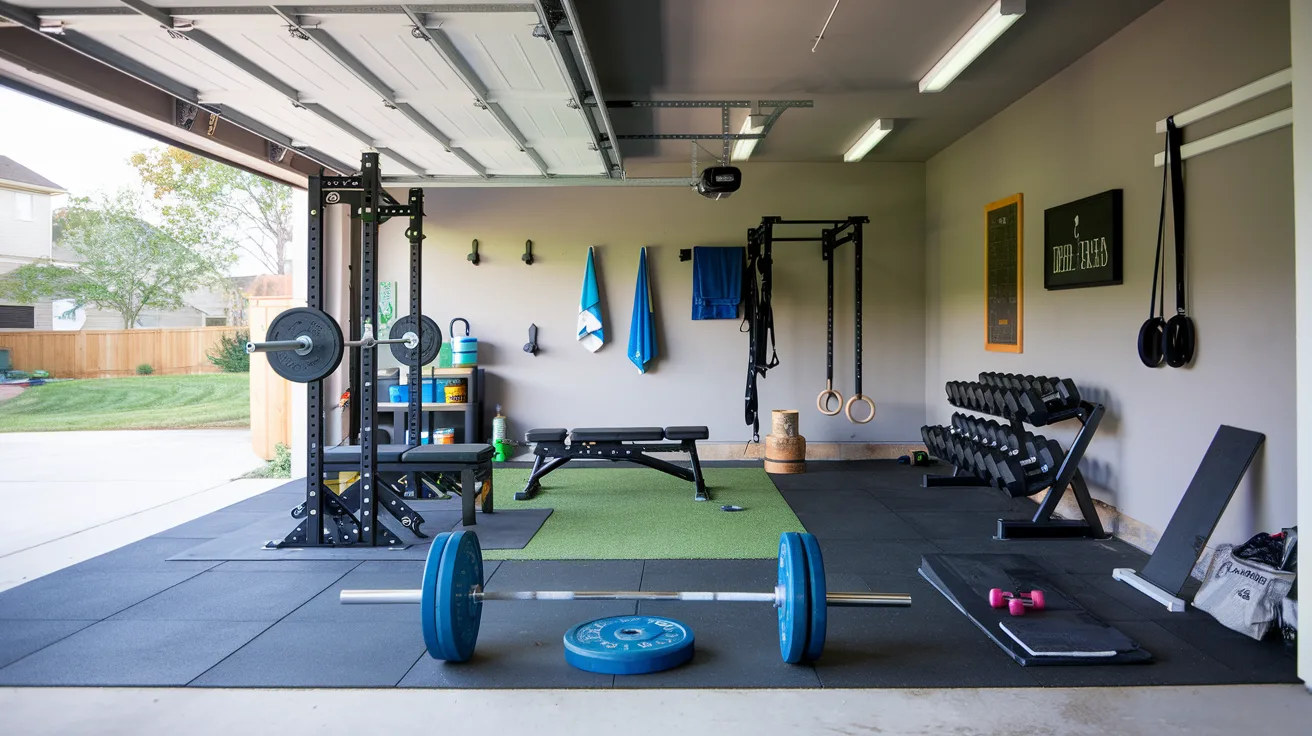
265;307;343;383
389;314;442;366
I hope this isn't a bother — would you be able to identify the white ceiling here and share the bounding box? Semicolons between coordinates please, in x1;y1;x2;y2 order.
16;2;609;178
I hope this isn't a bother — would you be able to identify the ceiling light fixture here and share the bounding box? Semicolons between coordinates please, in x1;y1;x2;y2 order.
731;114;767;162
919;0;1025;93
843;119;893;162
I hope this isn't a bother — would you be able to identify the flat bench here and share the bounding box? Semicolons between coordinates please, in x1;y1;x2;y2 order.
518;426;710;501
314;443;495;532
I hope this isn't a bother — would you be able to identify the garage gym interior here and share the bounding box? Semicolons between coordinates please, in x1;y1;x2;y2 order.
0;0;1310;730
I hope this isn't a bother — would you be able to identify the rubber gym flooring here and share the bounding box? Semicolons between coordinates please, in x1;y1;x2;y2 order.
0;460;1297;688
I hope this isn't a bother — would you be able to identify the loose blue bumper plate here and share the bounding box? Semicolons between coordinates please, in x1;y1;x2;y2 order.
434;530;484;662
421;532;452;658
563;616;695;675
798;532;827;662
777;532;809;664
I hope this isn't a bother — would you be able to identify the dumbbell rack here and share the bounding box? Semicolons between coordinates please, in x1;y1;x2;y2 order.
922;375;1109;541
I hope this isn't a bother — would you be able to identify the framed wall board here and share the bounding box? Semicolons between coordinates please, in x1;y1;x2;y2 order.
1044;189;1123;290
985;194;1024;353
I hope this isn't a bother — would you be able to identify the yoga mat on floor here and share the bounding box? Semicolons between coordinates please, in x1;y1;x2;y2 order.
485;466;804;560
919;553;1152;666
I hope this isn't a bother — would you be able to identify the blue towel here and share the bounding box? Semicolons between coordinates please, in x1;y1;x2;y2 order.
628;247;657;373
692;246;743;320
577;246;605;352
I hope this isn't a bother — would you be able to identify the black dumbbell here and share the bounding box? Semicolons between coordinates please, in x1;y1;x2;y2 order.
1016;379;1081;425
990;437;1066;497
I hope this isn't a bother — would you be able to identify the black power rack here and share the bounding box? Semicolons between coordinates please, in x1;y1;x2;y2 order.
920;373;1109;541
269;152;428;548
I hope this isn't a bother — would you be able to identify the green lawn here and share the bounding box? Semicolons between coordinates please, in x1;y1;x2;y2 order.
0;374;249;432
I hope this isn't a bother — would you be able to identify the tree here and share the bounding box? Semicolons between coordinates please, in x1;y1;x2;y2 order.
131;147;293;275
0;191;235;329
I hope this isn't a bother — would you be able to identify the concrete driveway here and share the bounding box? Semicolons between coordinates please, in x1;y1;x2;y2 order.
0;429;279;591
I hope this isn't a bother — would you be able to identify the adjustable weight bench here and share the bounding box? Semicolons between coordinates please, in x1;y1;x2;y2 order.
518;426;710;502
310;443;495;534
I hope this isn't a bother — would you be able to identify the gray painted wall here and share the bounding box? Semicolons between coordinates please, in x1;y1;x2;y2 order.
924;0;1294;543
377;162;926;445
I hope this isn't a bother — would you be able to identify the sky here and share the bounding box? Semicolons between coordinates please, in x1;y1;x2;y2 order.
0;86;272;276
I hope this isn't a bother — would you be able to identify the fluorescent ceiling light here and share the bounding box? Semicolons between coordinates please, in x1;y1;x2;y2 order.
919;0;1025;93
844;119;893;162
731;114;767;162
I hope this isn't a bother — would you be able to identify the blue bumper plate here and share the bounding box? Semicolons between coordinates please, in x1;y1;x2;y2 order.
421;532;452;659
798;532;827;662
434;530;484;662
563;616;695;675
777;532;809;663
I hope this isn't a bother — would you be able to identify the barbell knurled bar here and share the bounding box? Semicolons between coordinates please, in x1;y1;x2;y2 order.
340;588;910;607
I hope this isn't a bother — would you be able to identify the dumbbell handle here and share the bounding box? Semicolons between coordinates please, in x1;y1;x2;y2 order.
246;337;311;355
339;588;912;608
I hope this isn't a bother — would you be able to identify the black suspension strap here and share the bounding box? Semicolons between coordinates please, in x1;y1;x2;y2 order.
843;220;874;424
1137;123;1170;368
817;230;842;415
1162;117;1195;367
743;229;762;442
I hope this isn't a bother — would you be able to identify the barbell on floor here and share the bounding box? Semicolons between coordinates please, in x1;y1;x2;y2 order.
244;306;442;383
338;530;912;664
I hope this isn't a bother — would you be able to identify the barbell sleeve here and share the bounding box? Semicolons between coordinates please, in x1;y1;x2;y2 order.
338;588;912;607
245;337;312;355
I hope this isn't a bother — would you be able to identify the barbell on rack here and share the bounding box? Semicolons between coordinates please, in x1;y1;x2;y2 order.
245;307;442;383
339;530;912;664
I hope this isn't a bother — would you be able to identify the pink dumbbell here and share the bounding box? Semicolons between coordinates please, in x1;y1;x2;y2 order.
988;588;1046;616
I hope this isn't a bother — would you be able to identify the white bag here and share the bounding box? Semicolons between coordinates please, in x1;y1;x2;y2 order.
1193;544;1295;640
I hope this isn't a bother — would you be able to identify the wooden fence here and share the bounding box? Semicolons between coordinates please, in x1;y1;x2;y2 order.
248;296;300;460
0;326;242;378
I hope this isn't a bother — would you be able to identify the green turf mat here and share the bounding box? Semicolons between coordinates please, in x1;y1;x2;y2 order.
485;466;804;560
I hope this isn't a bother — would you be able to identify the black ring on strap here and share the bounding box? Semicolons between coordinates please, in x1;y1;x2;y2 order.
1138;317;1165;368
1163;314;1195;368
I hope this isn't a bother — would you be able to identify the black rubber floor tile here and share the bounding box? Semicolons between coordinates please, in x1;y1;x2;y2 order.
0;619;96;668
1037;572;1150;623
398;602;632;688
1024;620;1244;687
65;537;220;574
895;511;1036;540
1155;619;1300;683
211;560;363;574
0;570;202;620
153;511;270;539
638;559;777;592
778;489;888;514
813;539;944;579
869;485;1034;513
616;602;821;689
0;620;269;686
110;570;347;622
216;493;305;514
794;509;925;541
813;584;1039;688
1067;573;1203;621
191;619;424;688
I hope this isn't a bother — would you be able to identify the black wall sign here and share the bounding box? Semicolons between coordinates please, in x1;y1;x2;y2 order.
1044;189;1122;290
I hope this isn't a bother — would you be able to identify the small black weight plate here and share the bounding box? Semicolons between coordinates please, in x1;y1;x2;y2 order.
265;307;343;383
563;616;694;675
389;314;442;366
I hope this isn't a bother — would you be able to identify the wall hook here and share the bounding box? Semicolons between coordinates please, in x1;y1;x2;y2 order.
522;239;534;265
524;323;540;355
468;238;480;265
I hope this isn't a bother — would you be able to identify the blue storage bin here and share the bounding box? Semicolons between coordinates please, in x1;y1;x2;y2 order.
389;380;443;403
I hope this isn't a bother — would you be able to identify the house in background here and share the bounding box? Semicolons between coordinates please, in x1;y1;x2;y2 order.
0;155;68;330
0;154;250;330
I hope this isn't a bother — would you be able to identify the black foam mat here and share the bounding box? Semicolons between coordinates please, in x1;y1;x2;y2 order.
167;507;552;561
919;553;1152;666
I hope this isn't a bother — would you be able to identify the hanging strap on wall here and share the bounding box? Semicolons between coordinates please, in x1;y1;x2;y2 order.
1162;116;1195;367
817;232;842;415
1138;123;1171;368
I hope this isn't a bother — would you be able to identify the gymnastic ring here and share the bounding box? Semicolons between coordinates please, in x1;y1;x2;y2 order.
1137;316;1165;368
844;394;876;424
817;385;843;416
1163;313;1195;368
